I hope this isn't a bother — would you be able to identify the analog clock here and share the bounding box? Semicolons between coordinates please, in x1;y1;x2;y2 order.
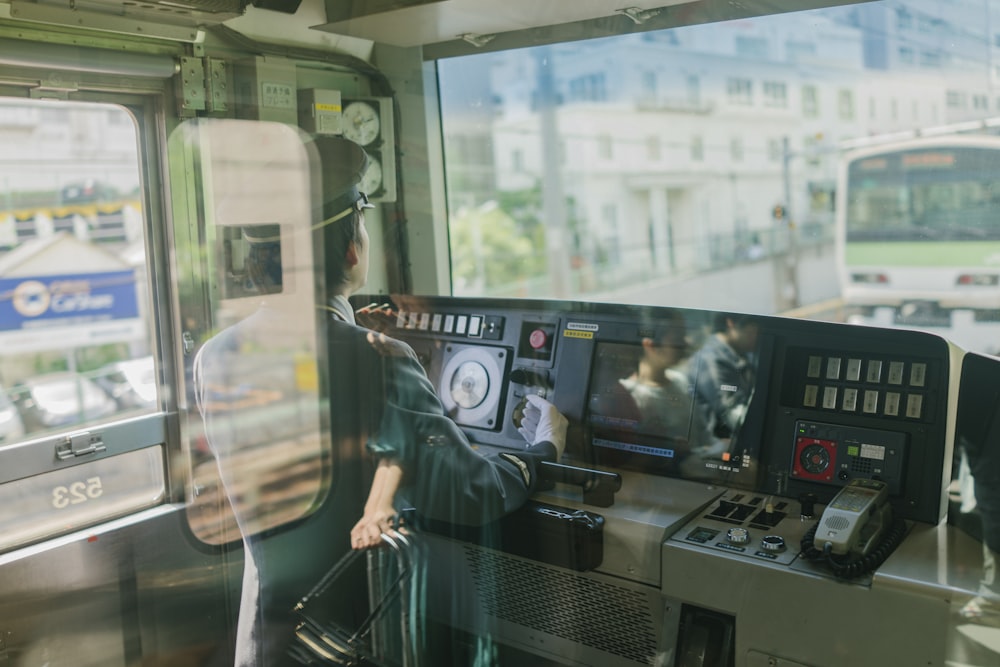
342;100;380;146
359;156;383;195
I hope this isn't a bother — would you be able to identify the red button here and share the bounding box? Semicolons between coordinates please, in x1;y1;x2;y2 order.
529;329;547;349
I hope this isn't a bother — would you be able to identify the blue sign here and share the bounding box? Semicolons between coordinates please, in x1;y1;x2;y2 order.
0;271;139;331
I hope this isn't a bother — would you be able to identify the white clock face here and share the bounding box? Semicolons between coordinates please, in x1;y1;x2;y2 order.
359;156;383;195
342;101;380;146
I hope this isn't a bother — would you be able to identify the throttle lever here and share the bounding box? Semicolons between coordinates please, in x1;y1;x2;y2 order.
539;461;622;508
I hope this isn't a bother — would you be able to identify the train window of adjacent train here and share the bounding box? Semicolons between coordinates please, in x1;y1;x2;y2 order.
438;1;1000;357
0;98;157;446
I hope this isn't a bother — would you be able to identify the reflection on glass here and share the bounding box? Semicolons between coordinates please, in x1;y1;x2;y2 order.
180;120;326;546
0;98;154;442
952;353;1000;629
439;2;1000;356
585;310;738;480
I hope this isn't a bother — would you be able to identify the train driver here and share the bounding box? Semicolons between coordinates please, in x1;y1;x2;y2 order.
312;135;569;548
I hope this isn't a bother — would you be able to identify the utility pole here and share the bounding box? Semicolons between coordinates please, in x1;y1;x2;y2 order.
779;136;801;310
535;47;573;298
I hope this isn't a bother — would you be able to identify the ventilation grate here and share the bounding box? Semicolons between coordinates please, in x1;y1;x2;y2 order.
463;546;657;665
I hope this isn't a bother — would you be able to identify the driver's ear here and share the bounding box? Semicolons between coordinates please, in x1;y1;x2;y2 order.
345;241;359;268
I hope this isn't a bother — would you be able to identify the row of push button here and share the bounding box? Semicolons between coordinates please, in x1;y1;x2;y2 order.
803;384;923;418
397;310;484;337
807;356;926;387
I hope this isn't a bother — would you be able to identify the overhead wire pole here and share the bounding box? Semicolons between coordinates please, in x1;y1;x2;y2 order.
779;136;801;311
534;47;573;298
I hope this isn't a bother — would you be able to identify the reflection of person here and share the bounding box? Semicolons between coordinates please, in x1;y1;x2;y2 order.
616;327;707;446
590;313;722;473
686;312;759;441
194;221;328;666
958;432;1000;623
194;133;569;665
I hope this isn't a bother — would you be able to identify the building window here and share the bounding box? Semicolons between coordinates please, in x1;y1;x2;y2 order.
735;36;769;59
890;98;898;121
899;46;915;63
763;81;787;108
642;71;657;95
920;51;942;67
838;89;854;120
568;73;607;102
727;77;753;105
803;135;821;167
973;94;989;111
767;138;782;162
646;135;661;161
686;74;701;105
730;137;744;162
896;7;913;30
802;85;818;118
691;135;704;161
947;90;966;109
597;134;613;160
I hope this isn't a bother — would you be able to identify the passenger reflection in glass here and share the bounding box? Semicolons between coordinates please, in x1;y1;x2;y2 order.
588;311;722;477
954;356;1000;626
686;312;760;441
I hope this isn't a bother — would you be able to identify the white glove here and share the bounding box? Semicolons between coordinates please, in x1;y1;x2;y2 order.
517;394;568;460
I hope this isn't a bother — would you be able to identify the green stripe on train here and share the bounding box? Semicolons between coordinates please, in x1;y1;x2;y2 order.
846;241;1000;267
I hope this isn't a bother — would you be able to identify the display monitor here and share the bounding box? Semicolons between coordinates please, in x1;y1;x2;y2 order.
584;311;763;486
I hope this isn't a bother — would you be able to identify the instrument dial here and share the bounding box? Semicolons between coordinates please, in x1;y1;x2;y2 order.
359;156;383;195
342;101;380;146
450;360;490;409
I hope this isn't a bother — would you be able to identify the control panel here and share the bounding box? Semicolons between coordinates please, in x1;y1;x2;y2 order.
352;294;956;525
671;489;809;569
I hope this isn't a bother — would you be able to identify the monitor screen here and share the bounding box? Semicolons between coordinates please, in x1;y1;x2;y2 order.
584;311;762;485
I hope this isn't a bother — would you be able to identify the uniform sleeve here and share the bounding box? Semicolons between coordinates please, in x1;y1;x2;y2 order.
364;335;553;526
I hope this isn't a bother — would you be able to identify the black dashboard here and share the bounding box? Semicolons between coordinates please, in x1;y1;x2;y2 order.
353;294;956;526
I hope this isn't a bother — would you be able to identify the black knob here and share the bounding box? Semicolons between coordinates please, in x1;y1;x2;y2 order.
799;493;818;519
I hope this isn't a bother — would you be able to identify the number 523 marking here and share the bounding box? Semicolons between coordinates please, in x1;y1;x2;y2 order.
52;476;104;509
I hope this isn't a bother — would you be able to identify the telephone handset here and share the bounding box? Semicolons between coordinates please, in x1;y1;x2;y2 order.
800;478;907;579
816;478;890;556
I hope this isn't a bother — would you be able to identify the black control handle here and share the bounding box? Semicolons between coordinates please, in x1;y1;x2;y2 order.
539;461;622;508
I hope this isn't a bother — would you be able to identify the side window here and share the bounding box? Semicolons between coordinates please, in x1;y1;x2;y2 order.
0;99;155;442
0;97;164;554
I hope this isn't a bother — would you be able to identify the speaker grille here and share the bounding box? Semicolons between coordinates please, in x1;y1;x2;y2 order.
463;545;657;665
824;515;851;531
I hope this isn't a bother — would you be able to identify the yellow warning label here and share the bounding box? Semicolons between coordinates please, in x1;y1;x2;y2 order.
563;329;594;339
315;103;342;112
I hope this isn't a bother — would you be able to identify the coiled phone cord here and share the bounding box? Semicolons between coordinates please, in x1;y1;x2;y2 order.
799;516;909;579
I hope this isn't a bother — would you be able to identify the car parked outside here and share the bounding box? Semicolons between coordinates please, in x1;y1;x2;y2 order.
0;385;26;445
93;357;157;411
12;372;118;433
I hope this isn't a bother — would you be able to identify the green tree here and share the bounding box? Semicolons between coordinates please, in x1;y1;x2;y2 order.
450;201;545;293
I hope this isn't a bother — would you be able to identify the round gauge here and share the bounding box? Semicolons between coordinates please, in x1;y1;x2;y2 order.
359;156;383;195
342;101;380;146
450;360;490;409
800;443;831;475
